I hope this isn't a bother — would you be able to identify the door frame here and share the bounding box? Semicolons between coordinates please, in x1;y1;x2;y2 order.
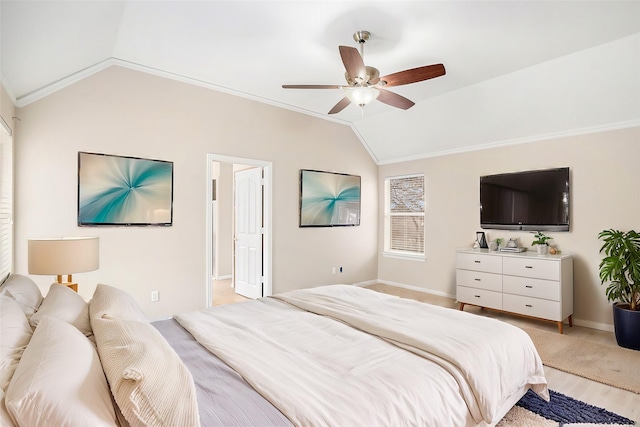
205;153;272;308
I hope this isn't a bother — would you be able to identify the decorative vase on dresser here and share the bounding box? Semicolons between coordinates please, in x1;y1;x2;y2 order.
456;248;574;333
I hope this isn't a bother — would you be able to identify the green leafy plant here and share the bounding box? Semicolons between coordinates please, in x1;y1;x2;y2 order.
531;231;553;246
495;238;504;247
598;229;640;311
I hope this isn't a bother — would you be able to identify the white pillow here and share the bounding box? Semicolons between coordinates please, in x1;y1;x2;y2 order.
89;284;147;322
0;296;33;391
0;390;16;427
0;275;43;318
30;283;93;337
92;316;200;427
5;316;119;427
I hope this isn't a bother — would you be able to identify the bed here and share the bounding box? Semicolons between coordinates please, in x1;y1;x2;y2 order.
0;274;548;427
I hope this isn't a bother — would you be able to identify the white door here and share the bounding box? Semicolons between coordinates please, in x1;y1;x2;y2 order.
234;167;263;299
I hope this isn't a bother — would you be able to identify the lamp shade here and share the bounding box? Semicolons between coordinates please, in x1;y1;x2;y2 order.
344;87;380;107
28;237;99;275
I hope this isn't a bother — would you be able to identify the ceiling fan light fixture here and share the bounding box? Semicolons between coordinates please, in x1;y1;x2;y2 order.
345;86;380;107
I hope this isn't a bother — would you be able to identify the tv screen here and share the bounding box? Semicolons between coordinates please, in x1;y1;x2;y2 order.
480;167;569;231
78;152;174;226
299;169;361;227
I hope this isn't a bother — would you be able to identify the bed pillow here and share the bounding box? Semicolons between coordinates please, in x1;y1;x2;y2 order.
30;283;93;337
92;315;200;427
4;316;119;427
0;275;43;318
0;296;33;392
89;283;147;322
0;390;15;427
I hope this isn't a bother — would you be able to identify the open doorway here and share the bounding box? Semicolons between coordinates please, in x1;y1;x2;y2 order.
205;154;272;308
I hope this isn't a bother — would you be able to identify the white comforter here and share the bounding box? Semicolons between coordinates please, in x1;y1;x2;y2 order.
175;285;547;427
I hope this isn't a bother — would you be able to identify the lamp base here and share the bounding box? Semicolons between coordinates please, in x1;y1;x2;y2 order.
56;275;78;292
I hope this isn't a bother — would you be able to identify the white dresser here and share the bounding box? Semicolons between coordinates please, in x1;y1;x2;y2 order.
456;248;573;333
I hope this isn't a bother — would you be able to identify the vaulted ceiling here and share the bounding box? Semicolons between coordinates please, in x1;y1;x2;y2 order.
2;1;639;163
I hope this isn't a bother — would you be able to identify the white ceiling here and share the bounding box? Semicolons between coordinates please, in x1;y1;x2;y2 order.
2;1;639;163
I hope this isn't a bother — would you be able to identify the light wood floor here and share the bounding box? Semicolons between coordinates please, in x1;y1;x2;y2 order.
212;278;249;306
212;281;639;422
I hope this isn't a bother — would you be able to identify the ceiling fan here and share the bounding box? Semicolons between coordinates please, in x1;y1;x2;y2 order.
282;31;446;115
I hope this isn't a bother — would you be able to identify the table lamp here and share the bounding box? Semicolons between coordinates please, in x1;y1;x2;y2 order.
28;237;99;292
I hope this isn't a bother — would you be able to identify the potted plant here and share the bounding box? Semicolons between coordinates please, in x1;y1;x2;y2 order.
531;231;553;254
598;229;640;350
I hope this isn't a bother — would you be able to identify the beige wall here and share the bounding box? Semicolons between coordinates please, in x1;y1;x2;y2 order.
13;66;378;318
378;127;640;330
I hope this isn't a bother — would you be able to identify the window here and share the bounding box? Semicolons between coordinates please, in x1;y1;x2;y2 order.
384;174;425;258
0;118;13;281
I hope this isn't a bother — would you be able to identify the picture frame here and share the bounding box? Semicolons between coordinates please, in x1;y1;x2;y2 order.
77;151;174;226
299;169;361;227
476;231;488;249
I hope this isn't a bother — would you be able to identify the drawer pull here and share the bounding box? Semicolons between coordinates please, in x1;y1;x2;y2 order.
525;266;533;269
474;260;481;263
525;304;533;307
474;278;481;281
525;285;533;288
474;295;481;298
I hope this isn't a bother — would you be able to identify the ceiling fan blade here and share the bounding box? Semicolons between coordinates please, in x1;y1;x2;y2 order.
381;64;446;87
328;97;351;115
339;46;366;81
377;89;415;110
282;84;343;89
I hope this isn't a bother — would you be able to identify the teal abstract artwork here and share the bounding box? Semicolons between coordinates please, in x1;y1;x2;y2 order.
300;170;360;227
78;152;173;226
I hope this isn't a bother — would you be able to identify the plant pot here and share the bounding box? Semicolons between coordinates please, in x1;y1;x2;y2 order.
613;303;640;351
536;244;548;255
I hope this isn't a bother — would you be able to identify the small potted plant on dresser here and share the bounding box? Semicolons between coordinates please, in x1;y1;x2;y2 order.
531;231;553;254
598;229;640;350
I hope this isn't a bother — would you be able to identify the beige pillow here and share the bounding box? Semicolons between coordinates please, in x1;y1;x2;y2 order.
30;283;92;337
92;316;199;427
0;275;43;318
0;296;33;391
89;284;147;322
5;316;118;427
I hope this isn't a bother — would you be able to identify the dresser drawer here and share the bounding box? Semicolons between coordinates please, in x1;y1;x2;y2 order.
503;294;562;321
457;286;502;310
456;269;502;292
503;257;559;281
503;276;560;301
456;253;502;274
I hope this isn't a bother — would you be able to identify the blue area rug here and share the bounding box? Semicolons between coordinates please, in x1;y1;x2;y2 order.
517;389;635;425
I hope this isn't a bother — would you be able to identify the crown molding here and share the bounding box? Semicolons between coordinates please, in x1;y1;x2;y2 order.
378;119;640;165
13;58;350;128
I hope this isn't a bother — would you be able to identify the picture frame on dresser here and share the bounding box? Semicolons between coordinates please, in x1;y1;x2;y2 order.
456;248;573;333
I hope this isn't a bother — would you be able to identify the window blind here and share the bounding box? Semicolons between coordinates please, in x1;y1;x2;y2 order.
0;126;13;281
384;175;424;255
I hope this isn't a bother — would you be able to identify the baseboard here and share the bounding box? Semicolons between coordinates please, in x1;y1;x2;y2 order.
572;318;615;333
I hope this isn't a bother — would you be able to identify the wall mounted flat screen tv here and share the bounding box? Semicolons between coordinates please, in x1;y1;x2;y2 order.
299;169;361;227
480;167;569;231
78;152;174;226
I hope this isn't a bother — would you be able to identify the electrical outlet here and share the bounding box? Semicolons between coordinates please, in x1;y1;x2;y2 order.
331;267;336;275
151;290;159;302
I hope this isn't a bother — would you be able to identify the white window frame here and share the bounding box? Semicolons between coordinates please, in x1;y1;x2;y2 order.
0;117;13;282
383;174;425;261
